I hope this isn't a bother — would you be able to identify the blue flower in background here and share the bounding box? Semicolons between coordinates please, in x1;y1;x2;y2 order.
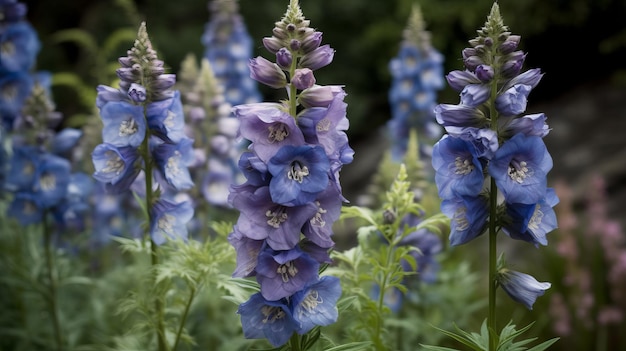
150;199;194;245
387;5;444;160
0;21;40;73
92;144;141;194
202;0;261;106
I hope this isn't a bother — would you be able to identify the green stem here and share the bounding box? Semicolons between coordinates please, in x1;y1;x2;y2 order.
290;333;302;351
141;106;168;351
373;233;396;351
487;64;500;351
172;286;196;351
488;177;498;351
43;214;64;351
288;51;298;118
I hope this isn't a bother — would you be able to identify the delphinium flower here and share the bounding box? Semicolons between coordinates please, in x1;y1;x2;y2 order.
5;82;89;231
202;0;261;107
177;55;241;223
387;4;444;161
431;2;557;347
92;22;194;245
91;22;195;350
228;0;351;347
0;0;41;131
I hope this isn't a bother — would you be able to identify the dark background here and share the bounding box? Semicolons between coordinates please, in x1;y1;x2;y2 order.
22;0;626;217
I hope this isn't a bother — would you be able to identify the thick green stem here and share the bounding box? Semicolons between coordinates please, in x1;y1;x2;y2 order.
288;51;298;118
43;214;64;351
488;177;498;351
141;106;168;351
487;66;500;351
172;286;196;351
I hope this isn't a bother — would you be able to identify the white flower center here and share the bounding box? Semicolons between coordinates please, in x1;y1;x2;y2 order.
453;206;470;231
102;151;125;174
158;214;176;236
1;41;15;56
119;118;138;137
164;110;177;128
288;162;309;183
39;173;57;192
166;151;182;177
276;260;298;283
266;208;288;228
508;160;533;184
528;204;543;232
268;123;289;142
453;156;474;175
299;290;323;315
261;305;285;324
310;201;327;227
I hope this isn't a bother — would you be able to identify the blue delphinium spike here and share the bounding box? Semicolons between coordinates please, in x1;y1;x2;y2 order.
431;1;557;309
228;0;349;346
92;22;194;244
202;0;261;106
388;5;444;160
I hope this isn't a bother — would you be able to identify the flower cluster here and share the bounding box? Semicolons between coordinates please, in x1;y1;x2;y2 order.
92;22;193;245
228;0;351;346
388;5;444;160
431;3;555;309
0;0;42;131
202;0;261;106
5;82;91;232
178;55;241;209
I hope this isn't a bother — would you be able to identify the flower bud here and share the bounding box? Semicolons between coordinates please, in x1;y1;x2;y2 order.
272;27;288;40
498;35;521;55
463;55;484;72
249;56;287;89
263;37;283;54
289;39;301;51
298;84;343;108
301;31;322;53
462;47;477;59
475;65;494;82
500;51;525;78
299;44;334;70
291;68;316;90
128;83;146;103
446;70;481;92
276;48;292;69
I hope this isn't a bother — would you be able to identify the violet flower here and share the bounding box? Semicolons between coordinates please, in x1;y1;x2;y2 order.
230;0;349;346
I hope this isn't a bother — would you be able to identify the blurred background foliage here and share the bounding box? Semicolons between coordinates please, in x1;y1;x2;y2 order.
25;0;626;138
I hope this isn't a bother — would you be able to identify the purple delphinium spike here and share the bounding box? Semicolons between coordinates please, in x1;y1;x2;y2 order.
91;22;193;245
229;0;350;346
202;0;261;106
431;2;557;311
387;5;444;160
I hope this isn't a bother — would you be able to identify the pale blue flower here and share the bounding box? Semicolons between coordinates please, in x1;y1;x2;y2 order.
498;269;551;310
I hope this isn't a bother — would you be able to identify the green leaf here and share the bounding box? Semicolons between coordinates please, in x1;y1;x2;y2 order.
324;341;374;351
420;345;462;351
340;205;377;226
101;28;137;58
51;29;99;56
525;338;559;351
426;324;485;351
